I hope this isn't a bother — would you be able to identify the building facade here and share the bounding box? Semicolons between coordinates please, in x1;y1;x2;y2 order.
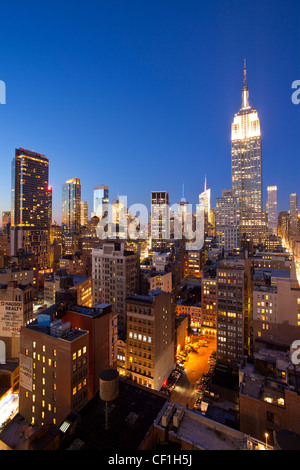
151;191;170;252
231;63;265;248
62;304;118;398
126;290;175;390
19;317;89;427
93;185;109;220
92;242;139;334
10;148;52;270
290;193;298;238
215;189;240;253
266;186;278;236
217;260;251;363
62;178;81;235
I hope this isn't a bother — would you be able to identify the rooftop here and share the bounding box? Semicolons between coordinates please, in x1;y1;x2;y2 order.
69;303;112;318
155;402;259;450
126;289;165;304
25;318;87;342
60;377;167;450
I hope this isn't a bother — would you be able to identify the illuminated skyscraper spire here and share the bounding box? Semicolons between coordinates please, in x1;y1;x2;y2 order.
242;58;250;109
231;60;265;247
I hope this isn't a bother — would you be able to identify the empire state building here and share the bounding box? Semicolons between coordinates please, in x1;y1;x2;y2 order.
231;61;265;247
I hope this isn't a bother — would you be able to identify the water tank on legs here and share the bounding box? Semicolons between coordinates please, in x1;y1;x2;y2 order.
99;369;119;402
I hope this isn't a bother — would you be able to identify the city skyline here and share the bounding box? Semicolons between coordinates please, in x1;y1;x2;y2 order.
1;1;300;452
0;0;299;224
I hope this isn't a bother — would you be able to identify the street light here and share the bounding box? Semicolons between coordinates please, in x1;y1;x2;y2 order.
265;432;269;449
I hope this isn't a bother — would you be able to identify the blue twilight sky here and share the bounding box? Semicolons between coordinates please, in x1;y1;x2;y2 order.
0;0;299;224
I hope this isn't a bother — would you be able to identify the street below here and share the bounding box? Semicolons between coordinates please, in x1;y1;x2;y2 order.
171;337;216;408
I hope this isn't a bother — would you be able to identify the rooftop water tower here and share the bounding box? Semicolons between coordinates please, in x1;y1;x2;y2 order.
99;369;119;430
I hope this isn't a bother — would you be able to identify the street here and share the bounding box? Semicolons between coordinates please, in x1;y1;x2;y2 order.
171;337;216;408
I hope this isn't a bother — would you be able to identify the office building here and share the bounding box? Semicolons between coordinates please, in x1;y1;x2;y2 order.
278;211;291;246
92;241;139;334
62;178;81;235
0;267;34;286
93;185;109;220
215;189;240;253
290;193;298;238
126;290;175;390
239;361;300;446
151;191;170;252
10;148;52;270
174;184;191;240
231;62;264;248
80;201;88;228
217;258;252;363
110;197;128;239
184;249;204;278
199;176;211;226
252;260;300;347
148;271;172;293
0;232;10;267
266;186;278;235
2;212;11;233
19;316;89;427
62;304;118;398
201;271;217;339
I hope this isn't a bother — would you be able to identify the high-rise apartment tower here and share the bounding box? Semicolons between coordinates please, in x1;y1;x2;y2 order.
10;148;52;269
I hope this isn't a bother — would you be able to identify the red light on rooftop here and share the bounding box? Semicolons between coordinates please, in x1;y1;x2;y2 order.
47;186;52;191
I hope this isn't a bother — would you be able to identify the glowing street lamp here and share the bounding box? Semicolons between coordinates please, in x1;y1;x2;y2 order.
265;432;269;448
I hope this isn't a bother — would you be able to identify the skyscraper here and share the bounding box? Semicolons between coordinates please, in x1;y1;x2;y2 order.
10;148;52;269
92;241;139;334
151;191;170;252
199;176;211;225
290;193;298;237
215;189;241;253
266;186;278;235
80;201;88;227
62;178;81;234
231;61;264;248
93;185;109;220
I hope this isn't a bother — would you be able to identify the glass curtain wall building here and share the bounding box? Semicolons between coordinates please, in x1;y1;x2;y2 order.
62;178;81;234
93;185;109;220
10;148;52;269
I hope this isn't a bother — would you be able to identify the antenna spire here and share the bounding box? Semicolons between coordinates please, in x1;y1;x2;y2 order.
244;58;247;87
242;58;250;108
